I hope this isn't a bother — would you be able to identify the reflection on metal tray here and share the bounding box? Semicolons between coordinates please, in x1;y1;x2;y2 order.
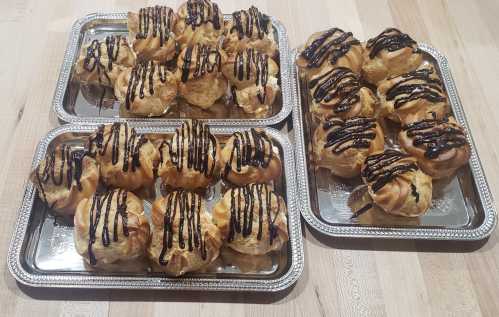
8;125;303;290
291;44;497;239
53;13;293;127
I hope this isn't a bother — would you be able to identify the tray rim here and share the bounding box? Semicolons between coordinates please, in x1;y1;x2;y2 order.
291;43;498;240
52;12;293;127
7;124;304;291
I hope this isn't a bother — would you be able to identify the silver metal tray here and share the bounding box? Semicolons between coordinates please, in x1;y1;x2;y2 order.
291;44;497;240
7;124;303;290
53;12;293;127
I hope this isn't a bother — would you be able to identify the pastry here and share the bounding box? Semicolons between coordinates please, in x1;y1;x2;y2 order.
362;28;423;84
157;119;221;190
87;123;159;191
296;28;363;79
222;48;280;115
30;144;99;216
312;117;385;178
174;0;224;48
74;189;150;265
148;190;222;276
212;183;288;255
176;43;228;109
308;67;377;121
73;35;135;87
221;128;282;186
128;6;179;63
114;61;178;117
377;65;449;124
223;6;277;57
399;114;470;179
361;149;432;217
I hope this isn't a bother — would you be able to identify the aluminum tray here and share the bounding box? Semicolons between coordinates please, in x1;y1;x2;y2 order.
8;124;303;290
53;12;293;127
292;44;497;240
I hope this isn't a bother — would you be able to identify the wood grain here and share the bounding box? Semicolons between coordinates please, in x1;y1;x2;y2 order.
1;0;499;316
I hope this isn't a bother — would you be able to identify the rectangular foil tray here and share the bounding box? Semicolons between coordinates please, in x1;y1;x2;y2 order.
291;44;497;240
7;125;303;290
53;12;293;127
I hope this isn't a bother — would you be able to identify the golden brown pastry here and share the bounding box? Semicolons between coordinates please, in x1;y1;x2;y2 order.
399;114;470;179
73;35;135;87
157;120;221;190
222;48;280;115
114;61;178;117
74;189;150;266
221;129;282;186
87;123;159;191
312;117;385;178
361;149;432;217
128;6;179;63
223;6;278;57
377;65;449;124
148;190;222;276
296;28;363;79
30;145;99;216
308;67;377;121
176;43;228;109
174;0;224;48
362;28;423;85
213;183;288;255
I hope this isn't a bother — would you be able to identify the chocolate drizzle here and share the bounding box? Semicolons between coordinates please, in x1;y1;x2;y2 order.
158;120;217;177
87;189;129;265
227;184;281;245
125;61;168;109
386;68;446;109
231;6;270;40
366;28;417;59
159;191;207;265
185;0;221;31
361;150;418;193
323;117;377;154
300;28;360;68
88;123;148;172
233;48;270;103
309;67;361;113
402;115;467;159
34;145;85;204
180;44;222;83
137;6;174;47
222;129;274;180
82;35;123;85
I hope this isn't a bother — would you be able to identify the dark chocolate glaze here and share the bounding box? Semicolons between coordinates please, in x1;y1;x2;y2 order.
137;6;174;47
233;48;270;103
366;28;417;59
300;28;360;68
35;144;85;203
385;68;446;109
402;115;467;159
410;183;420;203
87;189;129;265
323;117;377;154
227;184;281;245
350;203;373;219
185;0;221;31
158;120;217;177
82;35;123;85
309;67;361;113
231;6;270;40
222;129;274;180
88;123;148;173
361;150;418;193
180;44;222;83
159;191;207;265
125;61;168;109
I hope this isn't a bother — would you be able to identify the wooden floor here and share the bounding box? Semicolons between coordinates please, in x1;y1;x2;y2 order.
2;0;499;316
